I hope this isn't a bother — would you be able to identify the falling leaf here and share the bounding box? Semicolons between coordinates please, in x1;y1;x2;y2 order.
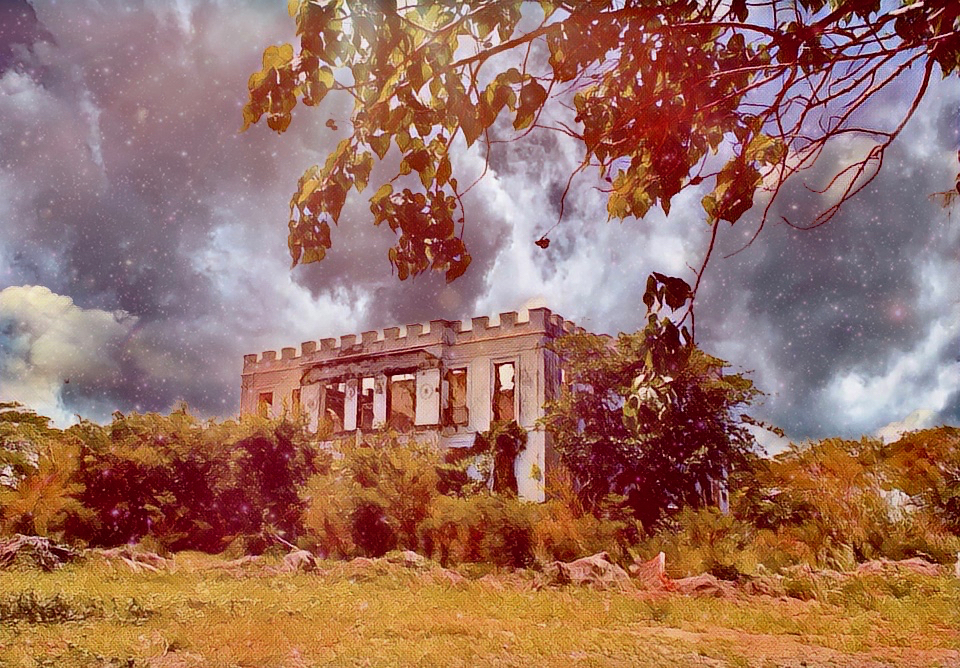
535;237;550;249
326;119;338;130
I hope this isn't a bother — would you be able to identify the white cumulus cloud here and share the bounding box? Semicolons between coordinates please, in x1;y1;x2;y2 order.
0;285;136;425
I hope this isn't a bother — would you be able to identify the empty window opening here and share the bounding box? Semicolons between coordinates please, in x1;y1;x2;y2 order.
387;372;416;432
357;376;375;430
493;362;516;422
291;388;301;417
324;382;346;432
444;368;469;427
257;392;273;418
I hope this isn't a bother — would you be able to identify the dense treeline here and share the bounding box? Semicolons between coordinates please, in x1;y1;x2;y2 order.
2;398;959;575
0;403;318;554
657;430;960;576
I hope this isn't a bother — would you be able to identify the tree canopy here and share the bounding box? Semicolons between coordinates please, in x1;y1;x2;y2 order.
540;329;760;529
243;0;959;301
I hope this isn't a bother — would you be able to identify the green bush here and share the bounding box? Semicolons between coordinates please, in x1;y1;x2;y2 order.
67;409;321;552
301;472;358;558
0;437;89;540
351;497;398;557
437;421;526;497
529;499;628;565
419;494;535;568
418;495;482;566
302;434;440;558
541;330;759;530
877;515;960;564
640;507;759;578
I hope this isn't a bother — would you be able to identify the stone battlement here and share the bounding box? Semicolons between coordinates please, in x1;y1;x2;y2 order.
242;306;584;373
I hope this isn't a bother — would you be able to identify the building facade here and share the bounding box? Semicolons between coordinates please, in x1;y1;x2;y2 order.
240;307;583;501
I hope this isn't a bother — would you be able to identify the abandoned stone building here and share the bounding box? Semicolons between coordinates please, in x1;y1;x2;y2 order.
240;307;585;501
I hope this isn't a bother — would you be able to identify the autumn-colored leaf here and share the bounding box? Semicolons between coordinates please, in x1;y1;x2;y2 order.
245;0;951;288
370;183;393;204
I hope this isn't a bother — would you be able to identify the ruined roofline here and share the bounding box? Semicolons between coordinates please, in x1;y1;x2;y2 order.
242;306;585;373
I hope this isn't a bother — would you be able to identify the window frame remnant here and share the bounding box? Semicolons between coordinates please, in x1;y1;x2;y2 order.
357;376;375;430
443;367;469;427
323;381;347;432
257;391;273;418
386;371;417;432
493;361;517;423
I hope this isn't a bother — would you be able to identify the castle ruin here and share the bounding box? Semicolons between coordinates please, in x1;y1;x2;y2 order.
240;307;584;501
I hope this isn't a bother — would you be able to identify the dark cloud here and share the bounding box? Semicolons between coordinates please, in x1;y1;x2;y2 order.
0;0;52;76
697;81;960;438
0;1;956;441
0;0;328;421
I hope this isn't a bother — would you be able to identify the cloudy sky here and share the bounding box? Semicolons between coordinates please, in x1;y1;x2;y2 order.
1;0;958;448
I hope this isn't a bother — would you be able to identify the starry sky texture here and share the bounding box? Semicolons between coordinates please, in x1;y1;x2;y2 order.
1;0;958;448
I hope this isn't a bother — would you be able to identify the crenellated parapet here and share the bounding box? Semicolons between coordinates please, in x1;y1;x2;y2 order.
241;306;583;374
241;303;584;504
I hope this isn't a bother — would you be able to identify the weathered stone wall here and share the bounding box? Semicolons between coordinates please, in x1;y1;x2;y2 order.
239;307;582;501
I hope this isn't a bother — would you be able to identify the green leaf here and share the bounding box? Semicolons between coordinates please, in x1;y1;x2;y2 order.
514;80;547;130
288;237;302;268
745;133;786;165
318;220;331;248
317;66;335;88
706;161;762;224
396;129;411;152
459;107;482;147
436;155;451;186
607;191;630;220
297;176;321;206
371;183;393;204
663;277;692;310
643;275;657;311
351;152;374;192
369;133;390;159
729;0;748;22
445;253;471;283
405;149;431;173
262;44;295;70
302;246;325;264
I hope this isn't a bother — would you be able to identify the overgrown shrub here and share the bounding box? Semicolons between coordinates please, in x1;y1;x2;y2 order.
1;402;56;485
0;592;152;625
10;399;960;573
299;434;627;568
0;437;89;540
351;497;398;557
640;507;759;579
300;472;358;558
419;494;535;568
884;427;960;533
438;421;527;497
67;407;320;552
528;473;630;565
302;434;440;557
876;515;960;564
734;434;960;568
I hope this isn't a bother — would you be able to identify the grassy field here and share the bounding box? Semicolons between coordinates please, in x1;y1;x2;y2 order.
2;553;959;668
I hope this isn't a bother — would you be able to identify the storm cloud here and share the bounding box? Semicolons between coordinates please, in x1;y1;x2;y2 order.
0;0;957;444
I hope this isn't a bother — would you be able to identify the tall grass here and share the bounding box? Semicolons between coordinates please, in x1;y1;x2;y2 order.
3;556;959;667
